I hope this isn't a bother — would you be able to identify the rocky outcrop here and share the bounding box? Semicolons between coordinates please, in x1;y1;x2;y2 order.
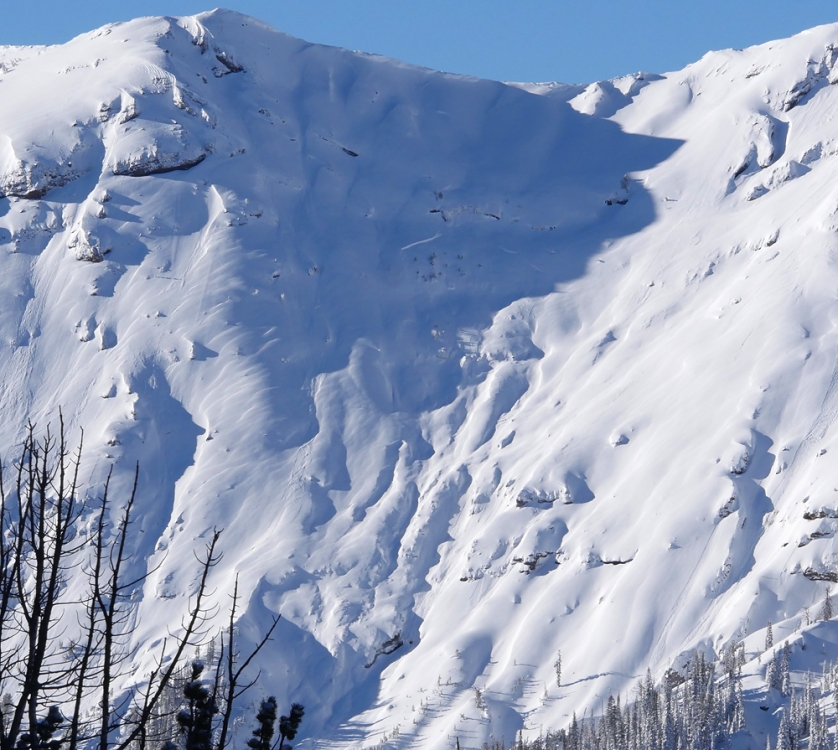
108;122;207;177
0;135;97;199
68;229;108;262
364;632;404;668
802;567;838;583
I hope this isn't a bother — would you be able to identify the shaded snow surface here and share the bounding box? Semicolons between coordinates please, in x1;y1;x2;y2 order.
4;10;838;749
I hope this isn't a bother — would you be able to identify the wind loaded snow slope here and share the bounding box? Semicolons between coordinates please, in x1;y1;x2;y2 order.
2;10;838;749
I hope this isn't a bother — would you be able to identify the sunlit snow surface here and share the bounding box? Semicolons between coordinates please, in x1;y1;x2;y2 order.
3;10;838;748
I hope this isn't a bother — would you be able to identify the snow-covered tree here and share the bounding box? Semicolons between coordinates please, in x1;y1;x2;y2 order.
776;708;791;750
246;697;278;750
536;647;749;750
820;587;834;622
175;662;219;750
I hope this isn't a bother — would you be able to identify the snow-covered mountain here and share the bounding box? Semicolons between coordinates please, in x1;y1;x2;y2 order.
3;9;838;748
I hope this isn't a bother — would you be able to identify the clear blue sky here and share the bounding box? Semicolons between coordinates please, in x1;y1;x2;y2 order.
2;1;837;84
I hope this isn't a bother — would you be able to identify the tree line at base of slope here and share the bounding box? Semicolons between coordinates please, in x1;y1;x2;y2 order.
452;599;838;749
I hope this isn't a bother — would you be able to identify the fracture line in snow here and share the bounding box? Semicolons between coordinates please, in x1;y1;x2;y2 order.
400;234;441;251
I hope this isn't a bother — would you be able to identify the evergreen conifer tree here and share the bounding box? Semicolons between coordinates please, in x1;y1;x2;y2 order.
780;644;791;696
246;697;278;750
278;704;305;750
766;656;776;692
176;662;219;750
776;708;791;750
15;706;64;750
567;713;579;750
821;587;834;622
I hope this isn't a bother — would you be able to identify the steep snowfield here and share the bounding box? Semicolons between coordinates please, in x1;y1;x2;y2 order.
3;10;838;748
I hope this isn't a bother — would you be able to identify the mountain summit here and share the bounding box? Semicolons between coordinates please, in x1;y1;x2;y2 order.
2;10;838;748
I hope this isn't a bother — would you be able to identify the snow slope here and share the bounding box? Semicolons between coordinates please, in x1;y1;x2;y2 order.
3;10;838;748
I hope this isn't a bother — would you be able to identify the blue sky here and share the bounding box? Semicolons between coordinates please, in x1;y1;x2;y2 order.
2;1;837;84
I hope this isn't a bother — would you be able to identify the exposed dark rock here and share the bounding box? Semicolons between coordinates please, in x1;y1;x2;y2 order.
802;567;838;582
112;152;206;177
364;632;404;668
512;551;555;573
214;50;244;75
804;508;838;520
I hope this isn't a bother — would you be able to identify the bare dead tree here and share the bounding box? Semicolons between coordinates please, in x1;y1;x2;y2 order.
67;466;134;750
214;577;280;750
0;419;297;750
0;417;87;750
113;531;223;750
